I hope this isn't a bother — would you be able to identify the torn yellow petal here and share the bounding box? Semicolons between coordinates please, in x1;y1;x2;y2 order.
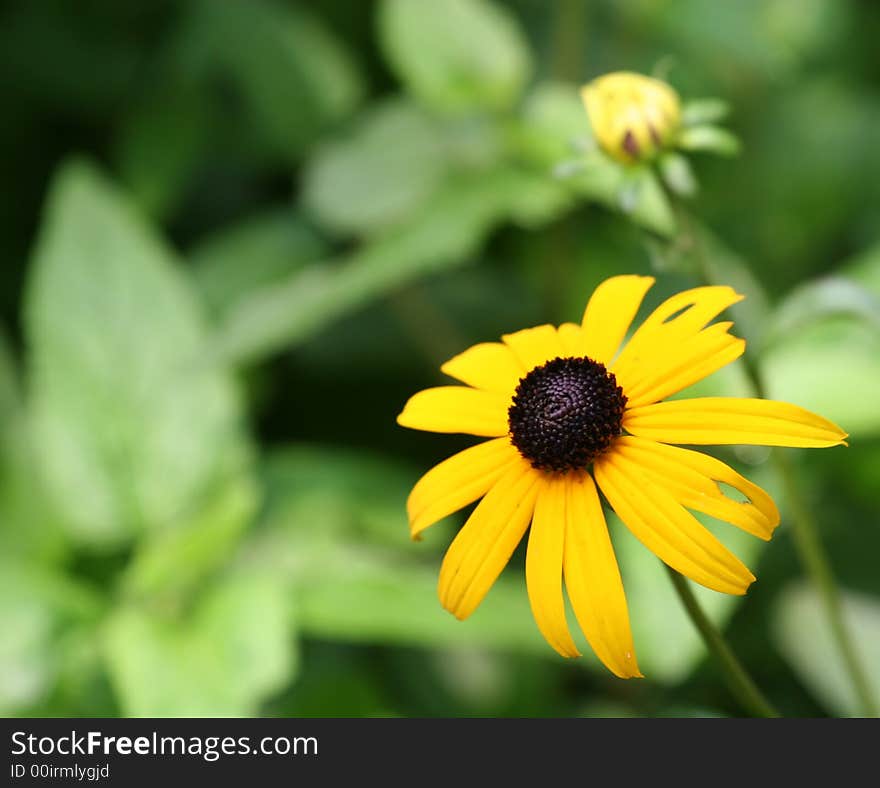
612;437;779;540
440;342;523;395
613;285;743;390
502;324;565;372
624;397;849;448
407;437;521;539
439;459;539;619
397;386;510;437
564;472;641;678
526;477;581;658
594;452;755;594
580;275;655;365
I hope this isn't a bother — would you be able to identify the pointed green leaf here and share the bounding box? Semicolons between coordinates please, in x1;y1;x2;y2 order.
25;159;247;545
379;0;531;113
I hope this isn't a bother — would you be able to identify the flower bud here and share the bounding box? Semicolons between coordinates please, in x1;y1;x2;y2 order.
581;72;681;164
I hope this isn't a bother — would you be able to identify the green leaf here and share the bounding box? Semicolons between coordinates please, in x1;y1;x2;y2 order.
0;562;102;714
761;316;880;438
303;99;448;235
681;98;731;126
513;82;593;167
379;0;531;113
104;573;296;717
247;532;550;656
114;83;212;221
676;125;741;156
186;0;364;160
262;446;414;548
762;277;880;348
208;168;519;365
0;332;68;563
25;159;248;545
658;152;698;198
613;510;768;682
844;242;880;297
190;210;327;318
617;168;677;238
0;329;16;419
122;473;260;600
773;583;880;717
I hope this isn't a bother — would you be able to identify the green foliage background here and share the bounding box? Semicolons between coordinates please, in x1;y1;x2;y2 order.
1;0;879;718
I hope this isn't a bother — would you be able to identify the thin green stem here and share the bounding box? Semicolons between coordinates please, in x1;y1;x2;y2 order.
664;564;780;718
771;450;879;717
669;203;879;718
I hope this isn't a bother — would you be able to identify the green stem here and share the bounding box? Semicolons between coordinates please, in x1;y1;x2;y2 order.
771;450;879;717
664;564;780;718
670;204;879;718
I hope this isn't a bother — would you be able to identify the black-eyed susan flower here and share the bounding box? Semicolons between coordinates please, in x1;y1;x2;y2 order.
581;72;681;165
397;275;847;678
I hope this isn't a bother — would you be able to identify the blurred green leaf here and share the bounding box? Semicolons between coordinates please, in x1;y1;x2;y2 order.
186;0;364;160
0;562;102;715
513;82;593;166
677;125;741;156
0;329;16;417
761;277;880;349
296;557;547;655
0;332;68;563
190;210;327;318
114;82;212;221
104;572;296;717
773;583;880;717
262;446;414;548
303;99;449;235
761;316;880;438
618;168;677;238
379;0;531;114
844;243;880;299
248;532;550;656
613;510;768;683
122;473;260;600
25;159;248;545
659;152;698;198
208;167;524;365
681;98;731;126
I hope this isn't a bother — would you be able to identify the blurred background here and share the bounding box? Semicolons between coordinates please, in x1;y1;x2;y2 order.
1;0;879;718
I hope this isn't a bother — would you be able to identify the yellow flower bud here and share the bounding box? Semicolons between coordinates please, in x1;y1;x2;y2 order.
581;72;681;164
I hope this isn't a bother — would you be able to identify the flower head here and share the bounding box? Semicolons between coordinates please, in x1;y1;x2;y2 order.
397;275;847;677
581;71;681;164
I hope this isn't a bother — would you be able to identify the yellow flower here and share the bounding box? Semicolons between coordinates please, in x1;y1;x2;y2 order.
581;71;681;164
397;275;846;678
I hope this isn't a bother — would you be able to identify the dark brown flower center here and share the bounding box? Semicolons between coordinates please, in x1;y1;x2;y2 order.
508;356;627;472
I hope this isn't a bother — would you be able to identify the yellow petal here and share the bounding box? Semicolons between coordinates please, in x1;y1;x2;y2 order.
440;342;523;395
407;437;522;539
397;386;510;437
613;285;743;391
564;473;641;677
580;275;655;365
624;397;848;448
502;324;565;372
526;478;581;658
557;322;586;358
612;437;779;540
593;452;755;594
439;459;539;619
622;322;745;408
